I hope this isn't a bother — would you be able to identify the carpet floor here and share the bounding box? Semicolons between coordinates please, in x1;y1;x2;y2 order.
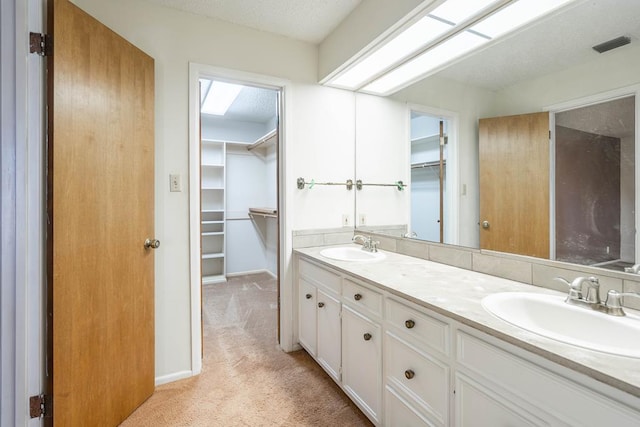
120;272;373;426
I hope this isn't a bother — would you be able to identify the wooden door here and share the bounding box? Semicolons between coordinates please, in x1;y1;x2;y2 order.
479;112;550;258
47;0;155;425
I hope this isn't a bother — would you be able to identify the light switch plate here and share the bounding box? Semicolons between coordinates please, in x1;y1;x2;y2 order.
170;174;181;192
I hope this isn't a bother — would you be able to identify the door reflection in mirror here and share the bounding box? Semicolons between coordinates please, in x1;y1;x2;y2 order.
410;112;449;243
554;96;635;269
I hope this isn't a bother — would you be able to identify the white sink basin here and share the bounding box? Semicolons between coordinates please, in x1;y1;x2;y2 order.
482;292;640;358
320;247;386;262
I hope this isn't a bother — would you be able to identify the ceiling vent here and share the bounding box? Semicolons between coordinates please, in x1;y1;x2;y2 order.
592;36;631;53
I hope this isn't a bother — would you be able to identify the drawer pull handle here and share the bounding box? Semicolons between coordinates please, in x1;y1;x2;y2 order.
318;302;325;308
305;293;312;299
405;319;415;329
404;369;415;380
363;333;372;341
354;293;363;301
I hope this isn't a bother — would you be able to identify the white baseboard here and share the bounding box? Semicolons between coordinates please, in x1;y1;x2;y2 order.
226;269;277;279
155;370;193;386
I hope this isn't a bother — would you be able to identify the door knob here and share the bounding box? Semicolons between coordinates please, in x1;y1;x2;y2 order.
363;333;372;341
144;238;160;249
481;220;490;229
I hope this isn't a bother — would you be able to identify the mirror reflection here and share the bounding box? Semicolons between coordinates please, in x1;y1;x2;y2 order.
354;0;640;271
410;112;449;243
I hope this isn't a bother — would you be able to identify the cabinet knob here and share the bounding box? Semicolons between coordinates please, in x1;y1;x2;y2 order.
405;319;415;329
305;293;312;299
404;369;415;380
363;333;372;341
354;293;363;301
318;302;325;308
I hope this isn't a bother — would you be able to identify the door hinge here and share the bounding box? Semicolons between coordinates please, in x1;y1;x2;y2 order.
29;394;52;419
29;32;52;56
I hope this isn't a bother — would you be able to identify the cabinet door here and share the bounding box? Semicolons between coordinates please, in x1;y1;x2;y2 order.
455;373;548;427
342;305;382;424
298;278;317;355
317;290;341;381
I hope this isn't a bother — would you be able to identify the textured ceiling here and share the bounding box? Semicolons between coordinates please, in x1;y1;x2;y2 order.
146;0;361;43
434;0;640;90
556;96;635;139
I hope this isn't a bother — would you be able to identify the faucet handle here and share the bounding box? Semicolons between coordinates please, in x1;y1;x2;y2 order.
604;290;640;316
625;264;640;274
554;277;583;300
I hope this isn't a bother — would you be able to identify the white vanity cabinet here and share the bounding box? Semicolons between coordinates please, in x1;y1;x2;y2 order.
455;329;640;427
297;259;342;382
316;289;341;381
295;253;640;426
342;304;382;423
384;298;451;427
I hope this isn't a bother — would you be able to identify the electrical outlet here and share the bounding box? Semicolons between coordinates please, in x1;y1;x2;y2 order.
170;174;182;192
359;214;366;226
342;214;350;226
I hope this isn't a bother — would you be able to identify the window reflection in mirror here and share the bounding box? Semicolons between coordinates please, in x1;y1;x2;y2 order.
410;112;449;243
554;96;636;270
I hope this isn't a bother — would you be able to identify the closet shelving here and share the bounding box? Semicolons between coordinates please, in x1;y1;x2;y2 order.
201;139;226;284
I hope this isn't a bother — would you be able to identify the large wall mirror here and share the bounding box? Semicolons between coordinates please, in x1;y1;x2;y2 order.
353;0;640;271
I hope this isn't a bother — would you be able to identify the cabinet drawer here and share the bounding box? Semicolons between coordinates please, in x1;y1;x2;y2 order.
385;386;435;427
299;258;341;293
385;332;449;426
343;278;382;316
456;330;640;426
386;298;449;356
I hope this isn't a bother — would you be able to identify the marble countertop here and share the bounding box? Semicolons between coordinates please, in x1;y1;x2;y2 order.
295;245;640;400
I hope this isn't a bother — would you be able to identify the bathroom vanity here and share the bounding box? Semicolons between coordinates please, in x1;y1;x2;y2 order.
294;246;640;426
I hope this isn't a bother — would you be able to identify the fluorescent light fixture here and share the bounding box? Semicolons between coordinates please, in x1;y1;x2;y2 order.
328;0;500;90
201;81;243;115
325;0;577;96
430;0;499;24
471;0;574;38
330;16;453;89
363;31;488;95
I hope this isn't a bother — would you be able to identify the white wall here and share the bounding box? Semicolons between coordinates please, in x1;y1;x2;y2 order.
201;116;269;143
490;44;640;116
355;93;409;228
290;84;356;229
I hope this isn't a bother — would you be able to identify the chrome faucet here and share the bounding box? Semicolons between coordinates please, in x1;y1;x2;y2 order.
554;276;601;306
624;264;640;274
555;276;640;316
352;234;380;253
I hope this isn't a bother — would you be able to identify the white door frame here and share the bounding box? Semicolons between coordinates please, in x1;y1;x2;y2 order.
2;0;45;425
187;63;293;375
407;103;460;246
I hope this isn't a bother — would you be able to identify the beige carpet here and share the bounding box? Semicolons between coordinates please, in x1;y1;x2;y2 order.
120;273;373;426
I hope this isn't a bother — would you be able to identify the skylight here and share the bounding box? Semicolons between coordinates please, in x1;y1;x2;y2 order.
200;80;243;116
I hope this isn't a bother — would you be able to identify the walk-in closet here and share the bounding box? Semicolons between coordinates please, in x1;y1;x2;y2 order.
199;79;279;284
410;112;449;242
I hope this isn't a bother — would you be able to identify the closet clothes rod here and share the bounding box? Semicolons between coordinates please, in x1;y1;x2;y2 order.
248;207;278;219
247;129;277;151
297;177;354;190
355;179;406;191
